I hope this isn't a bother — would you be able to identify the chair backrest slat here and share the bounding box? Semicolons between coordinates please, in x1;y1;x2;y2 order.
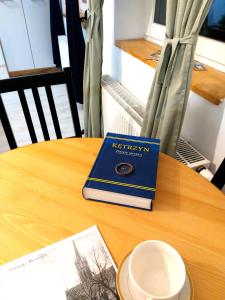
211;158;225;190
64;68;82;137
32;87;50;141
45;85;62;139
18;89;38;144
0;94;17;149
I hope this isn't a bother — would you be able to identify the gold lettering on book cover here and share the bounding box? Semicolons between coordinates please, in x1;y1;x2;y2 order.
112;143;150;152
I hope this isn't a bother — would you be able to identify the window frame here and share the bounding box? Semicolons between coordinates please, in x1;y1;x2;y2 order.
146;0;225;72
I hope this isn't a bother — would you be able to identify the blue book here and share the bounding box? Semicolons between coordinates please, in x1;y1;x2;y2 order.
83;133;160;210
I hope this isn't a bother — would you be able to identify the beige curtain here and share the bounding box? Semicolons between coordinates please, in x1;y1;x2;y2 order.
83;0;104;137
141;0;212;156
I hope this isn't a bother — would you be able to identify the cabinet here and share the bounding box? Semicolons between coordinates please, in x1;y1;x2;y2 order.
0;0;54;72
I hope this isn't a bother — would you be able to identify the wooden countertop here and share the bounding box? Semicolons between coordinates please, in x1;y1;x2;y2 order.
116;39;225;105
0;138;224;299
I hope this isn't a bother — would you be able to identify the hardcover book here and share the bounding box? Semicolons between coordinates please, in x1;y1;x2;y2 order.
83;133;160;210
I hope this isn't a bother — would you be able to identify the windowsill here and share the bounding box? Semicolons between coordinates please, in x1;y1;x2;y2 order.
115;39;225;106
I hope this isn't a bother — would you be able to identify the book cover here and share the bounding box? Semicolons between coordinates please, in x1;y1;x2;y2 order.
83;133;160;210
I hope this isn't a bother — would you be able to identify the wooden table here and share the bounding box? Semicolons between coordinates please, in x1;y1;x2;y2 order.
0;139;224;299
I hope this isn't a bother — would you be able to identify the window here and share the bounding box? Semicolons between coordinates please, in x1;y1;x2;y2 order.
201;1;225;43
154;0;225;43
146;0;225;71
154;0;166;26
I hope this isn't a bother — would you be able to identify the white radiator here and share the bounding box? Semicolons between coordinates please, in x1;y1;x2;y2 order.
102;85;141;137
102;75;210;169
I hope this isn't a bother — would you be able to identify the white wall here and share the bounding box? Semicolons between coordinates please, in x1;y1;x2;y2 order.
103;0;225;173
0;46;4;66
114;0;151;40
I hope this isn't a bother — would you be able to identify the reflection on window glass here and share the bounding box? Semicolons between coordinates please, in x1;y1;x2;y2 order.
208;0;225;29
201;0;225;42
154;0;166;25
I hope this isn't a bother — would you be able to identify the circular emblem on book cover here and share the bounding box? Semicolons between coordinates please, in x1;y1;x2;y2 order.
115;163;134;176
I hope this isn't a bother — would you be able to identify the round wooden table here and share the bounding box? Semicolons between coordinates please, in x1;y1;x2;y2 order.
0;139;224;299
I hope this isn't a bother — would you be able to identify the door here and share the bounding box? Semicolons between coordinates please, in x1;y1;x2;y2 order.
22;0;54;68
0;0;34;72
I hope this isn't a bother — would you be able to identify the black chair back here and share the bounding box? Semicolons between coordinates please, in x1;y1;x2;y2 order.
0;68;81;149
211;158;225;190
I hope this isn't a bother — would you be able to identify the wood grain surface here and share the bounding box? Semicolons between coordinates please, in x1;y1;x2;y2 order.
0;139;224;299
8;67;61;78
115;39;225;105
